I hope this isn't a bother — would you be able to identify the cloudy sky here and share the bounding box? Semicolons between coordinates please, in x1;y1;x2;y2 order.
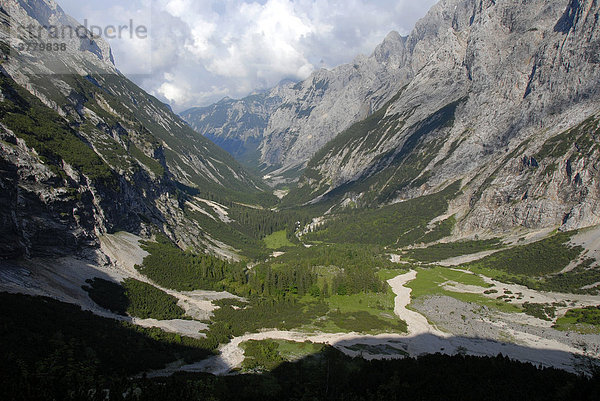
58;0;437;112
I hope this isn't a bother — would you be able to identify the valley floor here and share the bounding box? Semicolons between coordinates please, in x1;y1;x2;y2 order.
145;269;599;376
1;231;599;377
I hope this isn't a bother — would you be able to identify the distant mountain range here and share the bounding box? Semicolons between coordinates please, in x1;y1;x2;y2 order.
1;0;598;259
181;30;409;182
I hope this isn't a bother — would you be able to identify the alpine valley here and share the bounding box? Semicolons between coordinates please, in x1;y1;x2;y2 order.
1;1;600;400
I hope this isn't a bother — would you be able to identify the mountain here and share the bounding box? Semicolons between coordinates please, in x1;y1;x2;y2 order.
182;31;410;183
183;0;600;234
2;0;600;397
0;0;268;259
283;0;600;234
180;90;285;173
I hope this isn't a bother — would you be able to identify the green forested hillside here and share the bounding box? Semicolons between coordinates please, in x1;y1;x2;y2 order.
303;181;460;246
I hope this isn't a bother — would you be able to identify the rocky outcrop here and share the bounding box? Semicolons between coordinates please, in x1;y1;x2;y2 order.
0;129;97;258
261;31;410;174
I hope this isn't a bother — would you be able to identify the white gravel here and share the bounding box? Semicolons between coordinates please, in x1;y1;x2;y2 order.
0;232;236;337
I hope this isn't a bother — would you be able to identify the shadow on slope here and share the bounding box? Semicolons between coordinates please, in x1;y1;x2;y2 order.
0;292;215;401
140;339;600;401
0;287;599;400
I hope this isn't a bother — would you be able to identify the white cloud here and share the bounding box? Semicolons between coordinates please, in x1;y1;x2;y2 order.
58;0;153;74
157;82;185;103
57;0;438;111
205;0;315;82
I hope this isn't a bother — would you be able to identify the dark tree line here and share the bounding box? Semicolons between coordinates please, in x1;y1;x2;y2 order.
229;205;313;242
136;234;247;292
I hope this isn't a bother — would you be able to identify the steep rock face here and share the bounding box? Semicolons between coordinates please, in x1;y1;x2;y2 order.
262;31;410;173
182;31;412;182
0;0;266;258
0;129;98;258
293;0;600;233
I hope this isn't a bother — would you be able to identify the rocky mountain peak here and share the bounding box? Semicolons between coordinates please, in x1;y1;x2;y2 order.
4;0;115;68
373;30;406;64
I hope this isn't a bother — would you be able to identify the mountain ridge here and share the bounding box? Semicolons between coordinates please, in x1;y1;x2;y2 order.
0;0;271;259
281;0;600;235
183;0;600;236
2;1;600;395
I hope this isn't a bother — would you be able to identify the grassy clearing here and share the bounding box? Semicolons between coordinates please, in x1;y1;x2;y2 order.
406;267;521;313
275;340;325;360
315;310;407;334
325;291;396;315
552;305;600;333
294;280;408;334
377;268;409;282
553;312;600;334
562;306;600;325
553;320;600;334
554;306;600;333
264;230;295;249
299;285;407;334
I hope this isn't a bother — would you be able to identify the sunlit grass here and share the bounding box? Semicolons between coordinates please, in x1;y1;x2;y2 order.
298;284;406;334
553;307;600;334
407;267;521;313
377;268;409;281
264;230;295;249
